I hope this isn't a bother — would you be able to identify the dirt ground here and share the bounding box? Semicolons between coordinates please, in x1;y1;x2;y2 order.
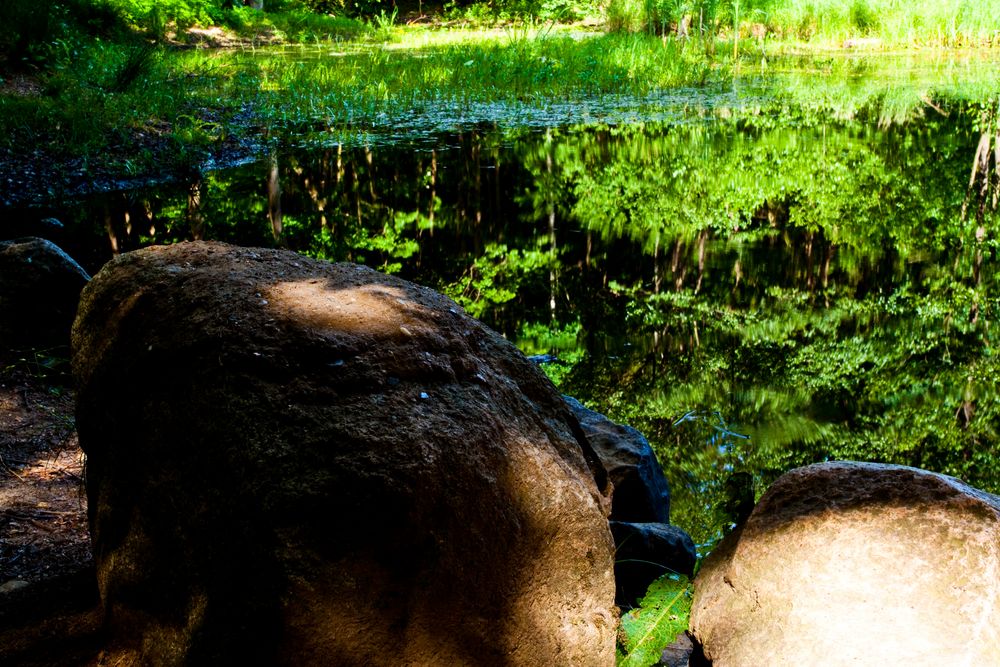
0;364;89;584
0;354;103;666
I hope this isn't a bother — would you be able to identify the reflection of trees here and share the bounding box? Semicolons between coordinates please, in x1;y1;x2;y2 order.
961;98;999;324
267;152;283;245
962;98;1000;228
513;112;997;545
188;177;205;241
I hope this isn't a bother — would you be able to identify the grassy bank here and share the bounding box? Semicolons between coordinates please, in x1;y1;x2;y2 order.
3;0;1000;201
0;15;727;197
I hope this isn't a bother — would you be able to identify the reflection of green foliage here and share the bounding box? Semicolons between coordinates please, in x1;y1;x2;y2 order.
54;79;1000;558
616;574;692;667
443;244;551;318
540;92;1000;546
517;320;585;385
348;214;419;274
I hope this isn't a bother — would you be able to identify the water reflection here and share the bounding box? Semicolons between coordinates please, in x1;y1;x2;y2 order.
23;94;1000;546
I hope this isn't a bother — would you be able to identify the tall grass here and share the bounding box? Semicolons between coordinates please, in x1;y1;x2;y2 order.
768;0;1000;46
606;0;1000;48
240;30;721;131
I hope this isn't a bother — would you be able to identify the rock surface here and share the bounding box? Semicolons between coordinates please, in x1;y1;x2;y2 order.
610;521;697;605
73;241;617;666
691;461;1000;667
566;397;694;606
0;237;90;349
565;396;671;524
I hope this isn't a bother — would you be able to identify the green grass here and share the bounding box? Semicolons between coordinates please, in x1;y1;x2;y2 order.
4;0;1000;191
245;30;718;116
766;0;1000;47
202;6;368;43
603;0;1000;49
0;27;728;181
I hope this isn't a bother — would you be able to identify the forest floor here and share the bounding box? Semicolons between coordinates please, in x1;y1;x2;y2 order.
0;359;89;585
0;356;102;666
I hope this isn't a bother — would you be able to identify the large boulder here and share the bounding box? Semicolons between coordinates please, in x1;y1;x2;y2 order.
691;461;1000;667
72;241;617;666
0;237;90;350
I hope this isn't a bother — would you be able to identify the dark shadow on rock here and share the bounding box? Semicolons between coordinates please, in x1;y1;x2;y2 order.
564;395;670;524
562;396;697;608
686;632;712;667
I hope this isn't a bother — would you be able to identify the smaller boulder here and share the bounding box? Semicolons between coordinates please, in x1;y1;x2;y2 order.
0;237;90;350
610;521;697;606
691;461;1000;667
565;396;671;524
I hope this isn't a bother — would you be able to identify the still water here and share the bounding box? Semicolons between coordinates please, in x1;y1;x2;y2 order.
17;53;1000;546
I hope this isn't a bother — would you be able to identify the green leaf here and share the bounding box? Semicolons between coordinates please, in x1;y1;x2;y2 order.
616;574;692;667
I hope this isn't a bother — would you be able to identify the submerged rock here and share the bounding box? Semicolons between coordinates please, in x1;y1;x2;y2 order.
73;241;617;666
0;237;90;350
565;395;671;524
566;397;694;606
0;215;65;242
691;461;1000;667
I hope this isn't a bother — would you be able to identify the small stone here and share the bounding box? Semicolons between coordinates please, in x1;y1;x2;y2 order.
692;461;1000;666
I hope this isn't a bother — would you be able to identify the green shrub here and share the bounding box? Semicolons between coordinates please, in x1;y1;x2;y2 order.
298;0;346;13
617;575;692;667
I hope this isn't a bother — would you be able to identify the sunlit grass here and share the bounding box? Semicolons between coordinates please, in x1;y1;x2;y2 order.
604;0;1000;50
260;31;717;97
209;31;724;135
767;0;1000;48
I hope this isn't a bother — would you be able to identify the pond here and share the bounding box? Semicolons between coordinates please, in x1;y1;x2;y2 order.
9;50;1000;549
